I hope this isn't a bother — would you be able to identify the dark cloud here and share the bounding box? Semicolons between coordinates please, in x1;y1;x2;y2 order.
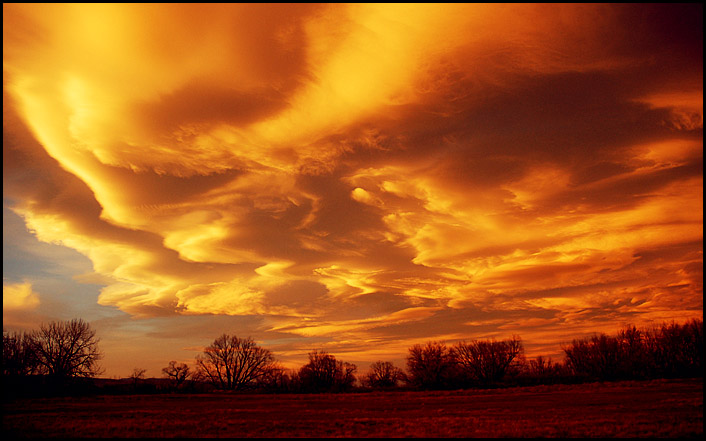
135;81;290;132
3;4;701;376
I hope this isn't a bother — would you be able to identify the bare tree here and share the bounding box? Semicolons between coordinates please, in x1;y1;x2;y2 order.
616;325;650;379
162;360;191;390
297;350;357;393
406;341;456;389
129;367;147;387
526;355;559;377
564;320;704;381
195;334;275;391
453;336;523;387
256;362;294;392
645;319;703;378
337;360;357;392
364;360;406;389
298;350;336;392
521;355;566;385
30;319;103;380
563;333;622;381
2;330;39;377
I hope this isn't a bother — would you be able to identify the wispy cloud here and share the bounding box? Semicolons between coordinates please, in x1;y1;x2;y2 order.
3;3;702;375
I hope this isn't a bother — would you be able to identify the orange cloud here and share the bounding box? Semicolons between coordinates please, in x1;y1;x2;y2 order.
3;3;702;374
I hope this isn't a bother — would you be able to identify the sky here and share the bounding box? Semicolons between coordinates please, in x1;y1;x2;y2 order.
3;3;703;379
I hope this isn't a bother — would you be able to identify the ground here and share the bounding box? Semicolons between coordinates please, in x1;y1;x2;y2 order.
3;378;702;438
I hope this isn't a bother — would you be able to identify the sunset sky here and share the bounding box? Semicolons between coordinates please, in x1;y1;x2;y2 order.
3;3;702;379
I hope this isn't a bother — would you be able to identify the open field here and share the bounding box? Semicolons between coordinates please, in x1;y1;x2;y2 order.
3;378;702;438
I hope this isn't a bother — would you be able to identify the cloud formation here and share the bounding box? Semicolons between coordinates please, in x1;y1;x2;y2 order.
3;282;40;311
3;3;702;371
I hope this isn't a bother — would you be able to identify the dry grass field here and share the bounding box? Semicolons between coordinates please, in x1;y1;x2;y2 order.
3;378;702;438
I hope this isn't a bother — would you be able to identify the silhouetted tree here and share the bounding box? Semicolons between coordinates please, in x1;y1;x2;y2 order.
563;333;623;381
162;360;191;390
363;360;406;389
297;350;357;393
562;320;704;382
406;341;456;390
30;319;103;381
645;319;703;378
453;336;524;387
195;334;275;391
186;369;213;393
519;355;568;385
255;363;294;393
129;367;146;389
615;325;651;379
2;330;39;377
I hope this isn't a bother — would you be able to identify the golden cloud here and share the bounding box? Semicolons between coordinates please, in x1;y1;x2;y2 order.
3;3;702;358
3;282;40;311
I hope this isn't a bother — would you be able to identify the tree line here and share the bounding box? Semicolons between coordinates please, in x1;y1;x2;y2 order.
3;318;702;397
